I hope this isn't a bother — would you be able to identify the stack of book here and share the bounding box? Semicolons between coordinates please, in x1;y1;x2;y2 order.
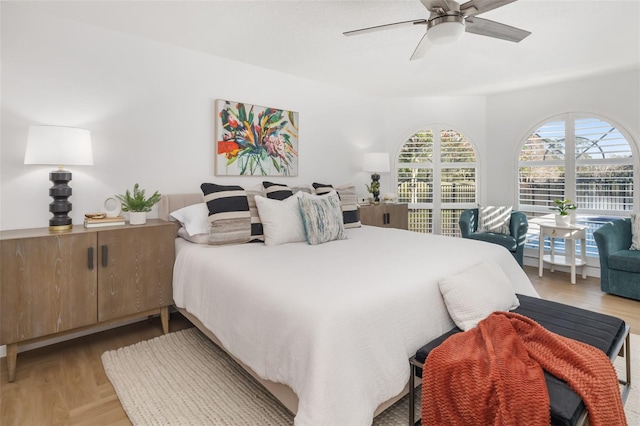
84;215;126;228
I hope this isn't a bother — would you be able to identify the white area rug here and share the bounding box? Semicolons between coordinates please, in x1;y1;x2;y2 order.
102;327;639;425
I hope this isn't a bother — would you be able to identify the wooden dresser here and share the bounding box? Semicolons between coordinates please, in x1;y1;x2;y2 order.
0;219;175;382
359;203;409;230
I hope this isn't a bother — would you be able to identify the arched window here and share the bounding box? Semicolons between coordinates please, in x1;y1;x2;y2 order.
396;126;478;236
518;113;638;257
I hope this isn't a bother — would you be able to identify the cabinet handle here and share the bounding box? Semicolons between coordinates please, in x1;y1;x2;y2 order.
101;245;108;267
87;247;94;270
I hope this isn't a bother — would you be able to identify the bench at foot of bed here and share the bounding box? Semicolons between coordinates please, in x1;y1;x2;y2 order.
408;294;631;426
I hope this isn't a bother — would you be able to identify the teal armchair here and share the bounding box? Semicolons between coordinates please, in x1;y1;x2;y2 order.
593;218;640;301
459;208;528;267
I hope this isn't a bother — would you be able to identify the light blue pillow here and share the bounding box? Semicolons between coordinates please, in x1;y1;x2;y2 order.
298;191;347;245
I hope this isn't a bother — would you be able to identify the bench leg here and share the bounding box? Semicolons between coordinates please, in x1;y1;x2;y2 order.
621;332;631;402
409;364;415;426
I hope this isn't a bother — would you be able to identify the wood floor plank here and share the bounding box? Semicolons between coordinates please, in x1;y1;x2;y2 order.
1;268;638;425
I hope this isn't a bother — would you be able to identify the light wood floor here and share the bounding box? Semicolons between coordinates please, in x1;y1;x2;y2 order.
528;266;640;333
1;266;638;425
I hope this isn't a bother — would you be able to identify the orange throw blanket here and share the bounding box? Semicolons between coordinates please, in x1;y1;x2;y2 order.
422;311;627;426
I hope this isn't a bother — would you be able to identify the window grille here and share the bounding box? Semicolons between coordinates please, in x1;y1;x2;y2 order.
517;114;637;258
397;127;477;234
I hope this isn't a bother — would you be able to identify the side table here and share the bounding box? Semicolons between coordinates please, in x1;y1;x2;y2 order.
537;222;588;284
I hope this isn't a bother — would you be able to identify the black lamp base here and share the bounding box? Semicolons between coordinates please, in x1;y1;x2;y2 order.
49;169;73;231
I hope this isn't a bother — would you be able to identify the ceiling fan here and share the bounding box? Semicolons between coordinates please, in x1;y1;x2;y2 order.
343;0;531;61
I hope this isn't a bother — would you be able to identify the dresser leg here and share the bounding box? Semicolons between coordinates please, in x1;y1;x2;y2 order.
6;343;17;382
160;306;169;334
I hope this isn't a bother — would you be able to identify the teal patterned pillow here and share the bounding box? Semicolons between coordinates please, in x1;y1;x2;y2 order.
478;205;512;235
298;191;347;245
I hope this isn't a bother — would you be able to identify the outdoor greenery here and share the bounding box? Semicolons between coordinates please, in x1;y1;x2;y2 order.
117;183;161;212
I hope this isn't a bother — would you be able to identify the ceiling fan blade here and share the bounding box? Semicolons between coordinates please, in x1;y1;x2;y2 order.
343;19;427;36
465;17;531;43
460;0;517;17
410;32;432;61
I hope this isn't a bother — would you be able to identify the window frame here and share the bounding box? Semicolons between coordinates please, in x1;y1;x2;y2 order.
395;124;479;235
515;112;639;263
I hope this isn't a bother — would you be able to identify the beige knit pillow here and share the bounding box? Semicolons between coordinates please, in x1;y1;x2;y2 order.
630;213;640;250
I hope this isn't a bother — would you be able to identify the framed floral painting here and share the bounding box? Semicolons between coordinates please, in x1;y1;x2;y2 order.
215;99;299;176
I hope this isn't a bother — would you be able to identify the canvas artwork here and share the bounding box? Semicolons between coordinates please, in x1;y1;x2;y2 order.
216;100;299;176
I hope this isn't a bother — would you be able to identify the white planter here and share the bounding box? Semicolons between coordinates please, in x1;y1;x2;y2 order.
129;211;147;225
555;214;571;226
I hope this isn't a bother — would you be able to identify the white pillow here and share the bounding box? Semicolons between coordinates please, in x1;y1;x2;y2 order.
478;205;512;235
177;226;209;244
438;261;520;331
170;203;209;236
254;192;306;246
630;212;640;250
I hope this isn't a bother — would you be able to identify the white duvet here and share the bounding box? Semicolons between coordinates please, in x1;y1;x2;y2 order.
172;225;538;426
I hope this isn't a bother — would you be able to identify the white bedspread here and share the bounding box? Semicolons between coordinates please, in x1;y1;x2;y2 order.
172;225;538;426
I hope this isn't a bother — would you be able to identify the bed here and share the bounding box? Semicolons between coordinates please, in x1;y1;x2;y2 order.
158;193;539;425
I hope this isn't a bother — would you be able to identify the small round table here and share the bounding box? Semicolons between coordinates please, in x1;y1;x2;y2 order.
537;222;588;284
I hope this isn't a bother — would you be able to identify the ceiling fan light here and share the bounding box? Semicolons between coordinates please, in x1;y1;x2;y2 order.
427;16;465;45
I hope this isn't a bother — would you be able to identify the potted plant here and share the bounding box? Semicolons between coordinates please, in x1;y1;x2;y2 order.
116;183;161;225
550;199;576;226
365;181;380;204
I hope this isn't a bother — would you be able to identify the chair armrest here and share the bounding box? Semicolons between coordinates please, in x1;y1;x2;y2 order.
593;219;632;260
510;211;529;240
459;209;478;238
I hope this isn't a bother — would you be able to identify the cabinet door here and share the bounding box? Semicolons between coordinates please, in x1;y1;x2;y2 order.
359;205;384;227
387;204;409;230
0;233;97;344
97;225;174;322
359;204;408;230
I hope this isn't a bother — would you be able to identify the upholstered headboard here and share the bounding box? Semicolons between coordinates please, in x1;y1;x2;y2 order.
158;193;204;222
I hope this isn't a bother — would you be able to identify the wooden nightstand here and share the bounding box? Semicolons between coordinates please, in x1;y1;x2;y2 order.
359;203;409;230
0;219;175;382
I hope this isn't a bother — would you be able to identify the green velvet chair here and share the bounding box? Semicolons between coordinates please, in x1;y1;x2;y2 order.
593;218;640;301
459;208;528;267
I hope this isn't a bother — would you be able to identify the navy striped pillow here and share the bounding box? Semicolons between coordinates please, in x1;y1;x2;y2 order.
262;181;293;200
246;187;265;242
200;183;251;245
312;183;361;229
312;182;335;197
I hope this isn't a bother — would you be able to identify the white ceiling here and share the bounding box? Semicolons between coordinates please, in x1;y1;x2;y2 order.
14;0;640;97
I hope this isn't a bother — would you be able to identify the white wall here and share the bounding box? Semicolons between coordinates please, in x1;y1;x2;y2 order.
1;3;391;231
485;68;640;207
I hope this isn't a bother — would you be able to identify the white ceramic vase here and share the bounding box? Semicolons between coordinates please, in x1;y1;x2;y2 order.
555;214;570;226
129;211;147;225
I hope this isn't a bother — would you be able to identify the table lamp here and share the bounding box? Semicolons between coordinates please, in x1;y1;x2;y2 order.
24;125;93;231
362;152;390;203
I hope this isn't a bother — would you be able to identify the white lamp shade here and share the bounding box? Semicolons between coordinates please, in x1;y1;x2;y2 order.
362;153;390;173
24;126;93;166
427;21;465;45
